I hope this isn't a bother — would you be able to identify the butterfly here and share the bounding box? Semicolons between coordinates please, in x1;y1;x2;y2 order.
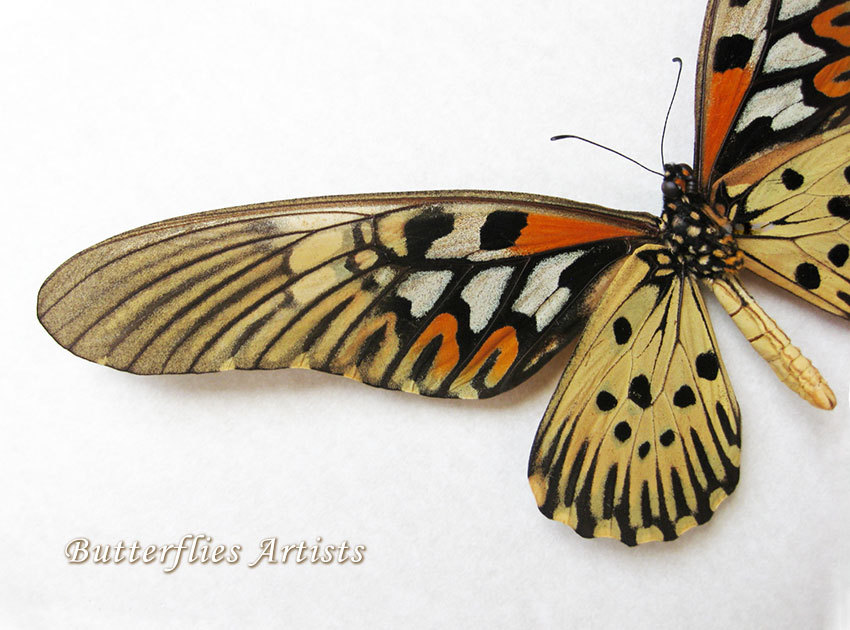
37;0;850;546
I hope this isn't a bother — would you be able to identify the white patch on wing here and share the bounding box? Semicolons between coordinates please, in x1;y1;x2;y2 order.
721;3;770;43
764;33;825;72
736;80;816;132
461;266;514;333
778;0;819;20
534;287;572;332
425;212;485;259
396;270;453;318
512;251;582;320
773;100;819;130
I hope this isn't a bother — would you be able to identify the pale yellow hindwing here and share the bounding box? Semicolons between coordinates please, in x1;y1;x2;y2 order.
528;244;741;546
720;124;850;318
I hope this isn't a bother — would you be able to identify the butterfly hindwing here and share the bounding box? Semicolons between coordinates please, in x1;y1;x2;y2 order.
37;191;655;399
696;0;850;188
714;124;850;317
528;244;741;545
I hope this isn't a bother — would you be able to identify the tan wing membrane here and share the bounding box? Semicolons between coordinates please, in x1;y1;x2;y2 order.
528;244;741;546
720;125;850;318
708;274;836;409
38;191;654;399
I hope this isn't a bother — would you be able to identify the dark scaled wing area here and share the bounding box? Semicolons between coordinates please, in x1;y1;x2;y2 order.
695;0;850;189
38;191;656;399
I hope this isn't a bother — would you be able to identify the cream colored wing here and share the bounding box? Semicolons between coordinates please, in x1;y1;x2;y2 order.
717;124;850;318
528;244;741;545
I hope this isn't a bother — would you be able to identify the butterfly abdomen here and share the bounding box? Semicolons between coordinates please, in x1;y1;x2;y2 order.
660;163;745;277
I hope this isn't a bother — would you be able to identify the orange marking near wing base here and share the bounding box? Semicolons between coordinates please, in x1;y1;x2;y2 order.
452;326;519;389
701;67;753;188
408;313;460;383
814;56;850;98
510;214;646;255
812;2;850;47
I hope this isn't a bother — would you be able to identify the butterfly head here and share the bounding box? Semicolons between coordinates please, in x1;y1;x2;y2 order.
661;163;698;201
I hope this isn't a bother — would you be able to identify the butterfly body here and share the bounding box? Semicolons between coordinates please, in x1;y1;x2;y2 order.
659;163;745;277
37;0;849;545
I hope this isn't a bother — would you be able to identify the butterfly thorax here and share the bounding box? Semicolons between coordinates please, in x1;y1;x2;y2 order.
659;163;744;278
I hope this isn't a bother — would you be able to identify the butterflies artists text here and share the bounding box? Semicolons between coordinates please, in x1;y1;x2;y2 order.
64;534;366;572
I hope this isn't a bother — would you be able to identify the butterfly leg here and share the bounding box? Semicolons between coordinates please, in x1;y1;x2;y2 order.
706;275;836;410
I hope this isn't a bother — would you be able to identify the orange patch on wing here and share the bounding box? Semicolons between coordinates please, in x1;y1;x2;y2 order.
814;55;850;98
452;326;519;389
510;214;645;255
408;313;460;383
812;2;850;47
701;67;753;188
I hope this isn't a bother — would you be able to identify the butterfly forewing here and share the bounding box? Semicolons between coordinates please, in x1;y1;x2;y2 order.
529;244;741;545
38;191;655;399
696;0;850;188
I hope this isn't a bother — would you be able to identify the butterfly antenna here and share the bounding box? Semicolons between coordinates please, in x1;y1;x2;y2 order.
660;57;683;166
551;134;664;177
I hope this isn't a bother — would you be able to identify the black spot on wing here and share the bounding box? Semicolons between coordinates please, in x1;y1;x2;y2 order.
638;441;651;459
713;34;754;72
781;168;804;190
829;244;849;267
673;385;696;408
839;291;850;307
696;351;719;380
479;211;527;250
614;421;632;442
403;209;454;259
596;390;618;411
660;430;676;447
795;262;821;289
828;196;850;220
628;375;652;409
613;317;632;344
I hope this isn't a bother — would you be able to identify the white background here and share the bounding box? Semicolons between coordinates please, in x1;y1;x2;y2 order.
2;1;849;627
